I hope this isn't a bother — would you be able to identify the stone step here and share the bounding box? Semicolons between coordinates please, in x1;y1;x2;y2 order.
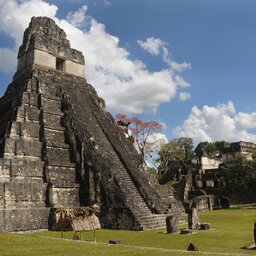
43;128;69;148
48;162;76;168
50;179;79;188
4;137;42;157
50;186;80;208
47;166;76;184
10;121;41;140
22;91;39;107
42;113;64;131
38;82;58;98
16;105;41;122
45;146;71;164
39;96;62;116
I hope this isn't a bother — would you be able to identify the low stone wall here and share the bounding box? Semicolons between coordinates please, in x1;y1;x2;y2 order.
0;208;50;231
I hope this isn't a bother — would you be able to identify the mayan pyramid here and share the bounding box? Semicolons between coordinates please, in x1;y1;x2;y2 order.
0;17;184;231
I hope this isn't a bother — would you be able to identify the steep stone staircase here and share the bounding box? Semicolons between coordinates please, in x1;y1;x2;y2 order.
55;75;170;230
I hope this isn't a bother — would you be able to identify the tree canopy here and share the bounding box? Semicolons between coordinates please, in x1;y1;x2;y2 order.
219;155;256;203
194;141;230;159
115;114;164;165
157;137;194;174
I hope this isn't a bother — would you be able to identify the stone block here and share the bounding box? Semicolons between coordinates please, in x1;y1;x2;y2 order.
187;242;198;251
40;97;62;115
65;60;85;78
188;208;199;230
34;49;56;70
38;83;57;97
50;179;77;187
0;183;5;208
22;91;39;107
200;223;211;230
4;180;47;208
48;166;76;185
20;122;40;139
46;146;71;164
0;208;50;231
180;228;192;234
11;158;44;178
16;106;25;121
4;138;16;155
109;240;121;244
9;122;19;137
28;79;39;92
21;92;29;105
16;138;42;157
166;215;177;234
42;113;64;131
25;106;40;122
44;129;66;146
51;186;79;207
0;159;11;178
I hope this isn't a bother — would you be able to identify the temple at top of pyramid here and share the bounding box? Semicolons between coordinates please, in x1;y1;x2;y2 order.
0;16;184;232
15;16;85;79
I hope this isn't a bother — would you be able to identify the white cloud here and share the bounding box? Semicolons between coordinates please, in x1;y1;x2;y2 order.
0;48;17;72
66;5;88;27
174;75;190;87
103;0;111;6
179;92;191;101
137;37;165;56
144;132;168;167
175;101;256;145
171;61;192;73
234;112;256;130
0;0;57;44
137;36;191;73
0;1;190;114
145;132;168;153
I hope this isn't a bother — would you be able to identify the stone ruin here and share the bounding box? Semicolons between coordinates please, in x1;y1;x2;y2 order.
0;17;184;231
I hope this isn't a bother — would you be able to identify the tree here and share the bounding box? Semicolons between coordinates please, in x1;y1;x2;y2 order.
157;137;194;175
115;113;164;162
195;141;230;159
177;137;194;163
220;155;256;203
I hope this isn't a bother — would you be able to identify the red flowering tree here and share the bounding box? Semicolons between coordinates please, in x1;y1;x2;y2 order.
115;113;164;160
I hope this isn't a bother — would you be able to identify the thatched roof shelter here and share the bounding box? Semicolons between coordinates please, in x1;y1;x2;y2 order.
55;204;101;232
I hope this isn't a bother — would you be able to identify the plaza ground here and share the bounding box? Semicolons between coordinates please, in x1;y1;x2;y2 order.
0;204;255;256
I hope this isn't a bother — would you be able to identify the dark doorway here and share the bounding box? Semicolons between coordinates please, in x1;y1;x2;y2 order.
56;58;65;71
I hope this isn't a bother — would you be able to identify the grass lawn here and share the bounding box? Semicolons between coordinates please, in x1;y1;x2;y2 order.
0;205;255;256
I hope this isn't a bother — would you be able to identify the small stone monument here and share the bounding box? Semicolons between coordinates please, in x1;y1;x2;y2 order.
166;215;177;234
180;228;192;235
188;208;199;230
187;242;198;251
109;240;121;244
200;223;211;230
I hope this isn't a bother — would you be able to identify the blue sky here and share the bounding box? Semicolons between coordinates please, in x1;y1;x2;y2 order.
1;0;256;147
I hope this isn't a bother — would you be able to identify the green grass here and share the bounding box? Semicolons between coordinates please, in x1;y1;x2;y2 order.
0;206;255;256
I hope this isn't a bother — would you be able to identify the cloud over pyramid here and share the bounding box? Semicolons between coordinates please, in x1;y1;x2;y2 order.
0;17;184;231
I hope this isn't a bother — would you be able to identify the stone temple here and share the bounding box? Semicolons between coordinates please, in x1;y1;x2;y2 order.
0;17;184;231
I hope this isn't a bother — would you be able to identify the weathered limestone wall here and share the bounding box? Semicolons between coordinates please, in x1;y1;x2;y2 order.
34;50;55;69
17;49;85;78
0;208;50;231
65;59;84;77
200;157;222;171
